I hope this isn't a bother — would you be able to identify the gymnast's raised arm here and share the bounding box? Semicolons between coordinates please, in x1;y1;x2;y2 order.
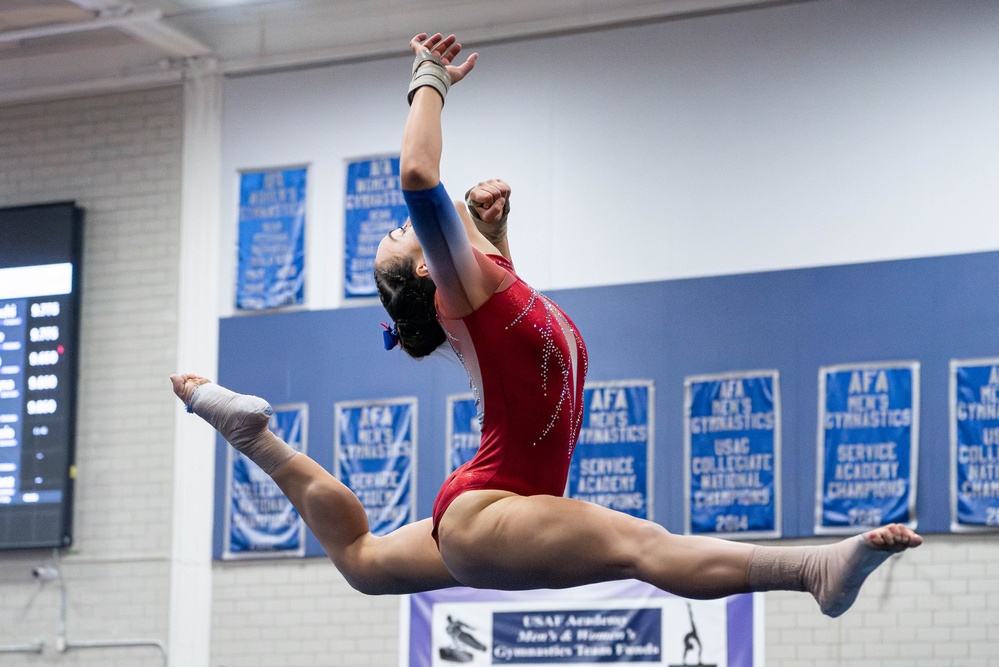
398;33;506;319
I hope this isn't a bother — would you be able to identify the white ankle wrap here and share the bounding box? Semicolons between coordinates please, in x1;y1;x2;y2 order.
748;536;893;618
187;383;296;474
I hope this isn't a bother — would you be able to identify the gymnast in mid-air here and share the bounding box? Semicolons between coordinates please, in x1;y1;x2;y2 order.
172;31;920;615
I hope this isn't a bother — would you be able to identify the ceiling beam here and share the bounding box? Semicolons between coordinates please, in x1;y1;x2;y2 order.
115;18;212;58
62;0;211;58
0;8;157;42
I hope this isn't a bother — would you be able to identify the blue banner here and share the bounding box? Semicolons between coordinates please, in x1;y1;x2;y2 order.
684;372;780;539
569;381;654;519
335;398;415;536
344;155;408;298
816;362;919;534
492;608;661;664
224;404;307;559
403;581;761;667
950;359;999;531
236;166;307;310
447;394;480;475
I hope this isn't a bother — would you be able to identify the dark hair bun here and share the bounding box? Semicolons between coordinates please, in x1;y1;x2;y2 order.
374;258;447;359
395;317;447;358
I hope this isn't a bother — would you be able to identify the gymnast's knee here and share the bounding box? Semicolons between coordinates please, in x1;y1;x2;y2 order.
622;519;673;576
330;539;396;595
341;572;394;596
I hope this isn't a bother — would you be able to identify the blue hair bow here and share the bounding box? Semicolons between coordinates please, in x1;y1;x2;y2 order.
381;322;400;350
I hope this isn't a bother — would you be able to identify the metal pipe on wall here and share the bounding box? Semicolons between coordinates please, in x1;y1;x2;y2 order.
0;640;44;655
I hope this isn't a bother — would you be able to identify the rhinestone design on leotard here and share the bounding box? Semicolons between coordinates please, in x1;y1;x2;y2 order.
443;325;482;410
439;267;588;464
504;286;587;454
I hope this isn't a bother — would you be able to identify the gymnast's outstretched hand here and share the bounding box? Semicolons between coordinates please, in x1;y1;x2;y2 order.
409;32;477;85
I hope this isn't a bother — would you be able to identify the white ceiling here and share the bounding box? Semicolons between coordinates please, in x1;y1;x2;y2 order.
0;0;786;105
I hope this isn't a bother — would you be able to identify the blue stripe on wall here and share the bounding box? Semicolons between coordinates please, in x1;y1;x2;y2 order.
214;251;999;557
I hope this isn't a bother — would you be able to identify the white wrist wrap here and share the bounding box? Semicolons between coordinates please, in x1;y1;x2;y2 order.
408;50;450;105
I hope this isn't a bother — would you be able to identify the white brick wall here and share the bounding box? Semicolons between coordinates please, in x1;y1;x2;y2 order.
764;533;999;667
0;86;182;666
211;559;398;667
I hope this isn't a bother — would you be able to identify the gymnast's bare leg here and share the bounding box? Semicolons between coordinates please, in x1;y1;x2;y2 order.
170;373;457;595
439;490;921;617
171;370;921;613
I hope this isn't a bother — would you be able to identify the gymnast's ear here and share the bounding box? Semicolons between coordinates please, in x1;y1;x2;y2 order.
415;260;429;277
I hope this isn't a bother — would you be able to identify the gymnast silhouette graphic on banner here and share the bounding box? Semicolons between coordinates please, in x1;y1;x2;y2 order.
670;603;717;667
439;614;488;663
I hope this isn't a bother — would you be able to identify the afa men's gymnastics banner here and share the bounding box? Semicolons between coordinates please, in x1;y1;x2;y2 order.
236;166;307;310
401;581;763;667
950;358;999;531
568;381;655;520
335;397;416;536
816;362;919;534
223;404;308;559
344;155;409;298
446;394;480;475
684;372;780;540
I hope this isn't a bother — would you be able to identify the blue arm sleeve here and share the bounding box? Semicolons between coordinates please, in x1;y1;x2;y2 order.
403;183;483;314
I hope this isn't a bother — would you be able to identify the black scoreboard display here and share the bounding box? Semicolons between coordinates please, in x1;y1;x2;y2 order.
0;202;83;549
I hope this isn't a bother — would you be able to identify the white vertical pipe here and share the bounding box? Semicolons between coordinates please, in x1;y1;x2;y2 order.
169;56;223;667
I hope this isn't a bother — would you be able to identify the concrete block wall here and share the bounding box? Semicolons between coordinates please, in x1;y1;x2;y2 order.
764;533;999;667
211;560;398;666
0;86;182;666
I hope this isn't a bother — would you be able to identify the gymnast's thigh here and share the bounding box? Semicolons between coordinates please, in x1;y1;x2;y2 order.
436;489;659;591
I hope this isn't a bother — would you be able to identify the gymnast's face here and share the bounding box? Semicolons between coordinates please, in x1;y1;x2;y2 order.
374;219;428;274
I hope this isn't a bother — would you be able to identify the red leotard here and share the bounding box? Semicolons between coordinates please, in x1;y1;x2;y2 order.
431;254;588;543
